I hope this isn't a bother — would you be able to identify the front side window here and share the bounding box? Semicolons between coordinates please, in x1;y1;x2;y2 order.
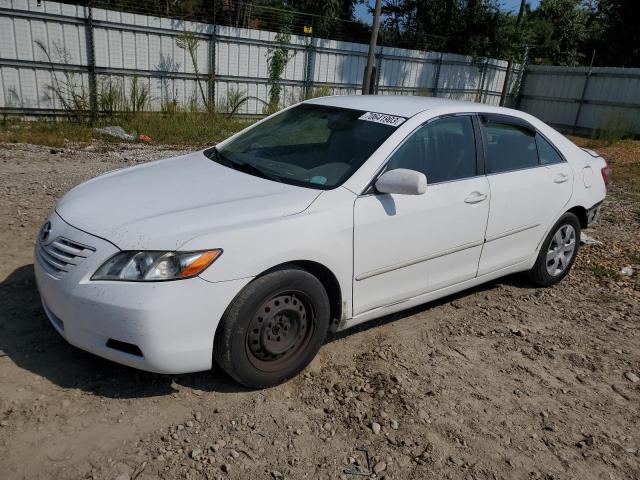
483;120;538;174
209;104;400;189
386;115;477;184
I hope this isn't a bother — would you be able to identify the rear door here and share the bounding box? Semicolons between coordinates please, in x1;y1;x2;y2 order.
478;114;572;276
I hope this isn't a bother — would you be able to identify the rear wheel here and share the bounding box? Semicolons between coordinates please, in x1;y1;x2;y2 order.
213;268;330;388
528;212;580;286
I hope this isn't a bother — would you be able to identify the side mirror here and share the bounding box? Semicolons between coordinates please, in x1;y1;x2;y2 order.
375;169;427;195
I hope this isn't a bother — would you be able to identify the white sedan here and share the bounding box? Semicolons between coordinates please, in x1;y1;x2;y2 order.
34;96;608;388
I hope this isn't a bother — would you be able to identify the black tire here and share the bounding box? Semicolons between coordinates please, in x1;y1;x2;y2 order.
213;267;330;388
528;212;581;287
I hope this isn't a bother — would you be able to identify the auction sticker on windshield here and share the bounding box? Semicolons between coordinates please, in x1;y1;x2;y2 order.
359;111;406;127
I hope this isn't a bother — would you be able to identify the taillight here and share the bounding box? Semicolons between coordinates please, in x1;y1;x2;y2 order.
601;165;611;186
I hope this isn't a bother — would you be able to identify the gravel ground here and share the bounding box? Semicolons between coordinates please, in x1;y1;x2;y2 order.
0;140;638;480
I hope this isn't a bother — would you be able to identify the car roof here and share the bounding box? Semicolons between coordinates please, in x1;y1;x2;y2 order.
304;94;518;118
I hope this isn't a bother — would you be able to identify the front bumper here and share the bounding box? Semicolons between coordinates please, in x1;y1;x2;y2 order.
34;213;251;374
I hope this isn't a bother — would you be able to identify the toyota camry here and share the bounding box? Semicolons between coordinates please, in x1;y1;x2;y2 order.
34;96;608;388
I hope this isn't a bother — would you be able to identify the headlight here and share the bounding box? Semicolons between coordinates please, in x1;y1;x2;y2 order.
91;250;222;281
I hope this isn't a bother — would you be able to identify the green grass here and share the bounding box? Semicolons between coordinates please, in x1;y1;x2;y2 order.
588;265;621;281
0;113;255;147
122;113;253;146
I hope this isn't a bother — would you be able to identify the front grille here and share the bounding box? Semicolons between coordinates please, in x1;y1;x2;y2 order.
36;237;95;277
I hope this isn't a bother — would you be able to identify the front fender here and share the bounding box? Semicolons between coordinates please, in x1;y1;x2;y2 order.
184;187;356;319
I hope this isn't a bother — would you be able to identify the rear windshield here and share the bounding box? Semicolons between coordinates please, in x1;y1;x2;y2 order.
208;104;401;189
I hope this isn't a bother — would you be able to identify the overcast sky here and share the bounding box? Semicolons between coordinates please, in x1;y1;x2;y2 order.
354;0;542;24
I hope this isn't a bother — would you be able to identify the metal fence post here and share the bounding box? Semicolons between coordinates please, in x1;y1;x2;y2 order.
205;2;218;112
432;52;443;97
304;36;316;99
476;58;488;103
208;25;217;111
513;45;530;109
84;2;97;123
573;50;595;134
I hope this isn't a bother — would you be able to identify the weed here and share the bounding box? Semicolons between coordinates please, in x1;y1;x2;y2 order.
266;12;293;114
97;77;125;115
35;40;89;122
217;87;264;118
591;116;636;146
284;85;334;107
308;85;332;99
161;94;179;115
96;75;150;116
121;113;253;145
176;31;210;112
588;264;621;281
1;87;20;123
0;112;254;147
0;120;94;147
129;75;150;113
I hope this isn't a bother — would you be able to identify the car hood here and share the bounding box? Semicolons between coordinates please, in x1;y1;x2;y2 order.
56;151;322;250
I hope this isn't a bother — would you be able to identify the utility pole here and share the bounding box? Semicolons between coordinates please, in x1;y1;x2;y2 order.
363;0;382;95
499;0;526;106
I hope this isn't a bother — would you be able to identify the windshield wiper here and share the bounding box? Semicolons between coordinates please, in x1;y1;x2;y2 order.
207;147;280;182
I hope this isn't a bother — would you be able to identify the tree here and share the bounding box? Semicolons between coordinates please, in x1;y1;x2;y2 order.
588;0;640;67
527;0;590;66
285;0;356;20
379;0;505;56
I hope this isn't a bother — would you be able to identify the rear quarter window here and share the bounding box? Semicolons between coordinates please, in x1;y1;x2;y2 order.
536;133;564;165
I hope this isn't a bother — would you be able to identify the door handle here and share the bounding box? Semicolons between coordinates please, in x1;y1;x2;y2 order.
464;192;487;204
554;173;569;184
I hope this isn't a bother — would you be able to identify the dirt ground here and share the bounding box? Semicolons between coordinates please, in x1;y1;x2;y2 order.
0;140;638;480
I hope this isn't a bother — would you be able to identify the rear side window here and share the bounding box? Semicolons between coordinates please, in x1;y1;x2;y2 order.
536;133;564;165
386;116;477;184
483;121;538;174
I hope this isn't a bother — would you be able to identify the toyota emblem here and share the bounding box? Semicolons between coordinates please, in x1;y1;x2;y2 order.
40;221;51;242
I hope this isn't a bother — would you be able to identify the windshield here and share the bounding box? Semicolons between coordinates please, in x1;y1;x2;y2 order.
207;104;402;189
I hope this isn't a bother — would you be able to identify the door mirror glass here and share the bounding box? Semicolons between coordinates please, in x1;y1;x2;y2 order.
375;169;427;195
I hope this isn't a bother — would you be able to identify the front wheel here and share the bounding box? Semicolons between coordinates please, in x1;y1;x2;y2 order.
213;267;330;388
528;212;581;287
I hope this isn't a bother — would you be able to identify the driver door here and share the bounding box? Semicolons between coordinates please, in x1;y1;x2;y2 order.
352;114;490;315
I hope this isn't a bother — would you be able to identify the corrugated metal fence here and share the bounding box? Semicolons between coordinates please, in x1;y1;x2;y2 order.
518;65;640;136
0;0;521;117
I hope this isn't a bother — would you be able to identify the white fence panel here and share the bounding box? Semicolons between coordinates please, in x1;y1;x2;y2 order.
0;0;525;117
519;65;640;135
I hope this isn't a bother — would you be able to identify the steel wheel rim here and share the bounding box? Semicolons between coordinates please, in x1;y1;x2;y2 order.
245;291;315;373
546;224;576;276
